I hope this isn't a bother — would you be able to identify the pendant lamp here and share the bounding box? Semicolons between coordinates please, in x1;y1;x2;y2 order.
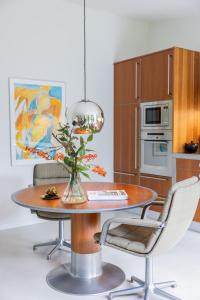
66;0;104;134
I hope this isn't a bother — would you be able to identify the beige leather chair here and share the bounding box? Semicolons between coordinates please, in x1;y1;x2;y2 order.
95;177;200;300
32;163;71;260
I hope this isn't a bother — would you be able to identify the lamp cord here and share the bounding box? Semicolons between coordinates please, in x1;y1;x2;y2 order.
83;0;87;101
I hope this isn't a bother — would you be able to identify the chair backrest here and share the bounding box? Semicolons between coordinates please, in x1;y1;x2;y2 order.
33;163;70;186
150;176;200;256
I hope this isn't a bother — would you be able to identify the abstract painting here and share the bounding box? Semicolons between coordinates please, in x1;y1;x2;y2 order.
9;78;65;165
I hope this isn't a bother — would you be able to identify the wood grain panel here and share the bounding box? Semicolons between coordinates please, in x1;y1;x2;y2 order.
140;174;172;197
176;158;200;172
114;59;141;104
114;103;139;173
71;213;100;254
176;158;200;222
114;172;139;185
140;49;173;101
173;48;200;153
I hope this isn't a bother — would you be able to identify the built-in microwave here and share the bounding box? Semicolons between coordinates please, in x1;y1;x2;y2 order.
140;100;172;130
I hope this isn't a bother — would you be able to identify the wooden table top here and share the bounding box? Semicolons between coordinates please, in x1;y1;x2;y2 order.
12;182;157;214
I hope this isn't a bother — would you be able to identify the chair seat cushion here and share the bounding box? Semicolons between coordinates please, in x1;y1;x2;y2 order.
95;224;160;254
36;211;70;220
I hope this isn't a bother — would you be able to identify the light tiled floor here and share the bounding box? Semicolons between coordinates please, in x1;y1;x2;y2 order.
0;219;200;300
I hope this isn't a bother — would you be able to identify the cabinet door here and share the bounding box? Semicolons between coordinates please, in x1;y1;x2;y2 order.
114;172;139;185
176;159;200;222
140;174;172;197
140;49;173;101
140;174;172;213
114;103;139;173
114;58;141;104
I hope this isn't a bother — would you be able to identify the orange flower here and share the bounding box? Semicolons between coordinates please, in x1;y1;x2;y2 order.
25;146;51;160
79;153;97;162
54;152;65;161
74;127;92;134
92;165;107;177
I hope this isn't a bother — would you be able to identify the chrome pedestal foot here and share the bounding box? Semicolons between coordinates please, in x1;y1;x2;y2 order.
33;220;71;260
47;252;125;295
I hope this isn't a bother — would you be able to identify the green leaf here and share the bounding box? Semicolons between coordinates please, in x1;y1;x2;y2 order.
64;157;74;167
79;148;86;156
80;171;90;179
76;164;89;172
76;145;85;155
87;134;93;142
59;137;67;142
85;149;95;152
80;136;84;145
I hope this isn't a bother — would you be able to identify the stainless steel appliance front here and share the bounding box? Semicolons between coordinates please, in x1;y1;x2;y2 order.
140;130;172;176
141;100;172;130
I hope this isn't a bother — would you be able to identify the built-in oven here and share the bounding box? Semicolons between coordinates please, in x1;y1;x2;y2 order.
141;100;172;130
140;130;172;176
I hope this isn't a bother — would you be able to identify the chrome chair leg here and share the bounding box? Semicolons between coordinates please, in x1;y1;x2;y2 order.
130;275;144;285
33;240;57;250
108;285;145;300
47;243;61;260
63;240;71;248
108;257;180;300
154;281;177;289
33;220;71;259
154;287;181;300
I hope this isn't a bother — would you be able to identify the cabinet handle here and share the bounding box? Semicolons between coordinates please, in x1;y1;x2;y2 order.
135;62;138;99
135;61;140;100
134;106;138;170
141;175;167;181
167;54;172;96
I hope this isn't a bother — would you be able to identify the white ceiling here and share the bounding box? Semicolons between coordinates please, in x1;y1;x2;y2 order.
69;0;200;21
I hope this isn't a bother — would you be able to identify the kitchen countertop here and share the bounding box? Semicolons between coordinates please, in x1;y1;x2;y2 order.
173;153;200;160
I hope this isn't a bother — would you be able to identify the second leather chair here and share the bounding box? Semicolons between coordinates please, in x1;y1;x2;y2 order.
32;163;71;260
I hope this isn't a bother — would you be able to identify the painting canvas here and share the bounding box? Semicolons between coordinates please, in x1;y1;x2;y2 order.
9;78;65;165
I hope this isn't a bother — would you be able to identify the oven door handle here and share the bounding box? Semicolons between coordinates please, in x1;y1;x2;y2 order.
143;140;169;143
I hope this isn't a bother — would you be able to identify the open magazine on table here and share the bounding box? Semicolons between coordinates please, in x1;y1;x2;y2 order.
87;190;128;201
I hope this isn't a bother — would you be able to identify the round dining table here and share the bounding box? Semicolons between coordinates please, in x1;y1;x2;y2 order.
12;182;157;296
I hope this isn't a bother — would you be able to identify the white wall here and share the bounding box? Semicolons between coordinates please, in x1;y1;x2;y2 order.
147;16;200;52
0;0;149;230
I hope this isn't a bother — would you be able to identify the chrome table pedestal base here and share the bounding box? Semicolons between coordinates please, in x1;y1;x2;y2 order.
33;220;71;260
46;252;125;295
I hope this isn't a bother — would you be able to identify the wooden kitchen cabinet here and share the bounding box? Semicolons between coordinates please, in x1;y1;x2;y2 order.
140;174;172;212
114;102;139;174
114;58;141;104
176;158;200;222
114;172;139;185
140;174;172;198
140;49;173;101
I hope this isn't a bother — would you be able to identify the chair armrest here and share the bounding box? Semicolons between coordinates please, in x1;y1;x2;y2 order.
99;217;165;245
141;200;165;219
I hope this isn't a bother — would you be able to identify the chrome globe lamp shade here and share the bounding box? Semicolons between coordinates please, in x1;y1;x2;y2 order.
66;0;104;134
66;100;104;134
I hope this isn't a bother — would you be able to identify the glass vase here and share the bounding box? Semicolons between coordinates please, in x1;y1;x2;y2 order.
62;174;86;204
